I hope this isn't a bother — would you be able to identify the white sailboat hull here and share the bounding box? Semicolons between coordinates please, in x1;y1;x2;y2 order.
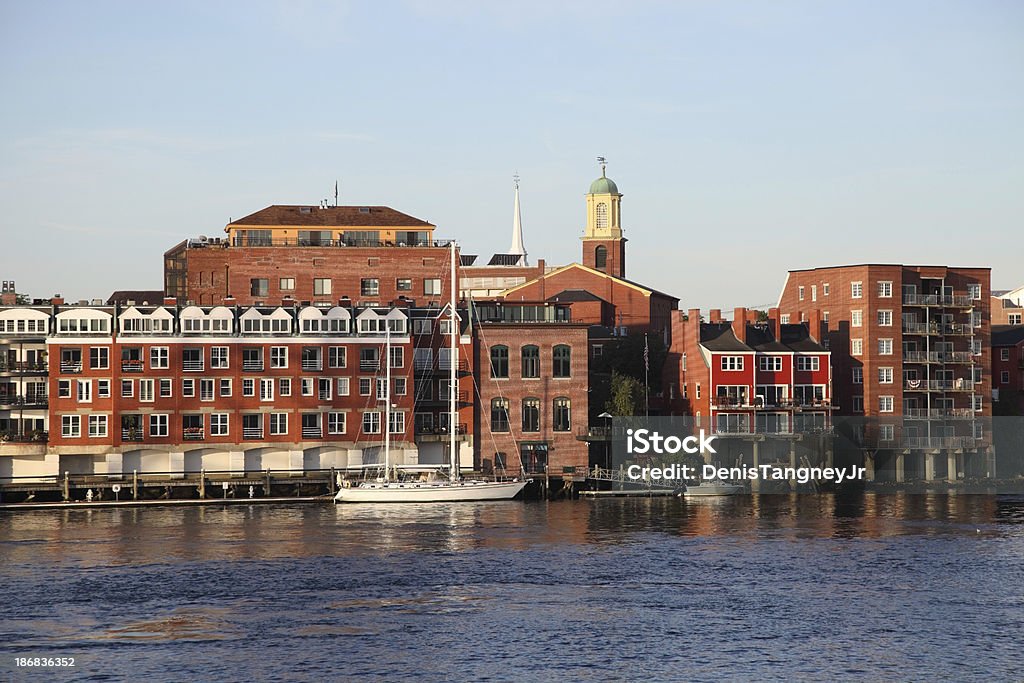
334;479;530;503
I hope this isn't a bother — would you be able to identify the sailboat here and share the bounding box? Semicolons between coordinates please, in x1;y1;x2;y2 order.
335;242;530;503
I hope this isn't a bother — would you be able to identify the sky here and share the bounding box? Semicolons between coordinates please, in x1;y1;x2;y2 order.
1;0;1021;308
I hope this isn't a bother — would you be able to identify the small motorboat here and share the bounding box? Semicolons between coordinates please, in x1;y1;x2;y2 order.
681;480;744;497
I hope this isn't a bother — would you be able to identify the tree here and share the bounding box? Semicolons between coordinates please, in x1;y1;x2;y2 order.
593;332;667;391
605;371;645;416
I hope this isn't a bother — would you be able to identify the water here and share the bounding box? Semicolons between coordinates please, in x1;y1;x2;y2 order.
1;494;1023;682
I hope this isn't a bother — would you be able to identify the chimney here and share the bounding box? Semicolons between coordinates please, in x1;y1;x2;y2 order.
732;307;747;342
768;307;780;340
282;295;295;307
163;296;177;306
709;309;722;323
223;295;236;306
809;309;823;341
51;294;64;306
745;309;759;323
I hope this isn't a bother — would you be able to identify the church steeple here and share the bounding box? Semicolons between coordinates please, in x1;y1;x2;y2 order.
582;157;626;278
508;174;528;266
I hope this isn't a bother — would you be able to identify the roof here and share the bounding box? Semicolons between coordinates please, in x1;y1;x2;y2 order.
992;325;1024;346
547;289;606;303
228;205;434;228
589;176;619;194
788;263;991;273
779;323;827;352
107;290;164;306
744;324;789;351
699;323;750;351
501;262;678;302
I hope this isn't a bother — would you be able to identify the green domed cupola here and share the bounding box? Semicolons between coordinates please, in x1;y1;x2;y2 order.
589;174;619;195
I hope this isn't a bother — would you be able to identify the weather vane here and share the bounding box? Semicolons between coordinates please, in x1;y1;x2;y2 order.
597;156;607;175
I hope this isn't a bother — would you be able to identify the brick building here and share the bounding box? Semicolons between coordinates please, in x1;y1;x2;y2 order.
992;326;1024;414
778;264;993;481
991;293;1023;326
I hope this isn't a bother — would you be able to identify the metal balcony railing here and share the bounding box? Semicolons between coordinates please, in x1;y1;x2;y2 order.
901;436;981;449
714;396;750;409
243;427;263;439
713;422;753;435
302;426;322;438
902;294;973;308
360;359;380;371
0;394;48;407
182;428;205;441
242;360;264;371
60;361;83;373
0;431;48;443
301;359;323;371
182;359;205;371
121;429;144;442
121;360;144;372
903;351;975;364
905;379;975;392
904;408;975;419
0;361;48;373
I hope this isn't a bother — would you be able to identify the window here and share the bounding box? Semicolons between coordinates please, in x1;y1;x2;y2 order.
389;347;404;369
852;368;863;384
696;383;701;399
393;377;407;396
851;339;863;356
242;347;263;371
1009;313;1022;325
149;414;169;437
279;378;291;397
139;379;154;402
243;414;263;439
521;345;540;378
491;398;510;432
968;283;981;300
592;344;604;359
971;339;981;356
811;285;817;302
490;345;509;378
360;347;379;370
553;397;571;432
243;378;255;397
58;380;72;398
721;356;744;371
270;346;287;368
211;347;229;369
211;413;229;436
389;412;405;435
397;278;412;292
302;378;315;396
62;415;81;438
878;339;893;355
852;396;864;412
876;310;893;327
359;378;372;396
796;356;819;372
336;377;349;396
851;282;863;298
328;346;346;368
362;411;381;434
150;347;169;369
327;412;345;435
780;314;790;325
280;277;295;291
594;245;607;270
879;396;894;413
1000;370;1009;384
798;286;805;301
413;319;432;336
851;310;863;328
314;278;332;296
260;378;274;401
971;311;982;328
320;377;333;401
159;378;172;398
595;203;608;228
424;279;442;296
88;415;107;438
90;347;109;370
1001;349;1011;361
553;345;571;378
219;379;231;397
823;283;830;296
878;281;892;298
879;424;894;442
522;398;540;432
182;348;203;371
121;380;133;398
250;278;269;297
973;396;984;411
360;279;378;296
269;413;288;435
760;356;782;373
98;379;110;398
878;367;894;384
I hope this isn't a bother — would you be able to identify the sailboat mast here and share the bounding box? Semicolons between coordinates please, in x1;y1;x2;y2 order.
449;241;458;481
384;325;391;480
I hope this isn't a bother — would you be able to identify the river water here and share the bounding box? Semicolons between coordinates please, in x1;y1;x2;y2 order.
1;494;1022;682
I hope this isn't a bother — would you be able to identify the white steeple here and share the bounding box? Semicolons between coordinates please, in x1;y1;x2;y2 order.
508;174;528;266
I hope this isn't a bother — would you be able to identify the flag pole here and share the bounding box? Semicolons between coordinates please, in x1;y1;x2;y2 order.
644;333;649;417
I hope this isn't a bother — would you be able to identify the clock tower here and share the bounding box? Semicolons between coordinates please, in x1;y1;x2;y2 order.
582;158;626;278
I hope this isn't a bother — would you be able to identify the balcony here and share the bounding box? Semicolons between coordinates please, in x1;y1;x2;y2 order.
242;359;264;372
302;426;322;439
318;391;331;401
795;398;833;410
714;396;751;409
414;359;470;375
0;361;48;374
121;360;145;372
900;436;981;450
0;430;48;443
904;379;975;392
121;429;144;442
301;359;323;371
713;422;753;435
417;391;470;408
0;393;48;407
182;359;205;372
904;408;975;419
243;427;263;440
903;294;973;308
360;359;381;371
60;361;83;374
183;427;205;441
903;351;975;364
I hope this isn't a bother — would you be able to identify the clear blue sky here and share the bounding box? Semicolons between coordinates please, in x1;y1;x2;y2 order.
1;1;1021;307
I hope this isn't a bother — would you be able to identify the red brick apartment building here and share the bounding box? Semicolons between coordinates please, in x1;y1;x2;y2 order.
992;326;1024;414
778;264;993;481
666;306;832;470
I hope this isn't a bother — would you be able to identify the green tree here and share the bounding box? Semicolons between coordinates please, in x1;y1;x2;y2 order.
593;333;666;391
605;371;645;416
